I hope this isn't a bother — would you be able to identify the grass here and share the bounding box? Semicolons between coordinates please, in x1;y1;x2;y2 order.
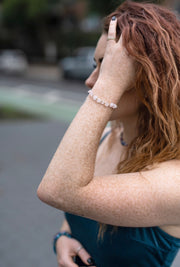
0;105;41;120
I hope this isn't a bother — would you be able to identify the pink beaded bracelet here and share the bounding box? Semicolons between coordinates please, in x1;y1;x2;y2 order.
88;90;117;109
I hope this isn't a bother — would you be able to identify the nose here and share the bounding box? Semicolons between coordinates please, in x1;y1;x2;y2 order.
85;69;98;89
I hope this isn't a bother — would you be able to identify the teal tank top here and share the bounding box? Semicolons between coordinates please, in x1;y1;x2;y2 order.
65;130;180;267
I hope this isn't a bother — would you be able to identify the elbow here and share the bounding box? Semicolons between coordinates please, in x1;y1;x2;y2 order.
37;183;52;206
37;182;61;209
37;183;48;204
37;180;67;211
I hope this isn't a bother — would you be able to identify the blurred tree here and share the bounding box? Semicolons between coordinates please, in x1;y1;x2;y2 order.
2;0;62;60
89;0;117;15
89;0;166;15
1;0;176;61
1;0;99;60
2;0;60;26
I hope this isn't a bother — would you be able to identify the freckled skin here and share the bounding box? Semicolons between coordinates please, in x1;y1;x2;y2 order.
37;22;180;238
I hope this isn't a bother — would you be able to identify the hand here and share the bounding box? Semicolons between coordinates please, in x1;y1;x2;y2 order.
56;235;96;267
97;17;136;100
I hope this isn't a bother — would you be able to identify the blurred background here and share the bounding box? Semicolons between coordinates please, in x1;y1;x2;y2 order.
0;0;180;266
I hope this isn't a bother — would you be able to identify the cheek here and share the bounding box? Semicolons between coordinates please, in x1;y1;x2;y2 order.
120;92;140;112
125;93;139;111
110;92;140;120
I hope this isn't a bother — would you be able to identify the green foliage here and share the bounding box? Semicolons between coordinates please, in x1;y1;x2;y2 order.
27;0;48;19
89;0;117;15
0;105;39;120
57;31;99;58
89;0;166;15
2;0;50;26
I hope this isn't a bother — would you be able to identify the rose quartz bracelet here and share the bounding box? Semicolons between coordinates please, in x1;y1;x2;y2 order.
88;90;117;109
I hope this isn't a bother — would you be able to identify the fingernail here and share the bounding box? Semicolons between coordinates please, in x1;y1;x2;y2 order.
112;16;116;21
87;257;95;264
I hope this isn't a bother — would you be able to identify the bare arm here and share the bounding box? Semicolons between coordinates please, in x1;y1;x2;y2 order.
37;18;180;228
60;218;71;233
37;18;132;207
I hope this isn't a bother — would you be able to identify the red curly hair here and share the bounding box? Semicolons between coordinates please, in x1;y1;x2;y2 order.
103;1;180;173
99;0;180;236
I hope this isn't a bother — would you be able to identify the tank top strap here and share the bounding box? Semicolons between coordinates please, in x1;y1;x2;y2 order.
99;129;111;146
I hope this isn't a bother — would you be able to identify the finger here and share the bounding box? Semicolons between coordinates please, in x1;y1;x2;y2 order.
107;16;117;42
58;255;78;267
77;247;95;266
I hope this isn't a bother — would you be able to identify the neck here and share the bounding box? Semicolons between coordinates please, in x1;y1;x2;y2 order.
119;115;138;146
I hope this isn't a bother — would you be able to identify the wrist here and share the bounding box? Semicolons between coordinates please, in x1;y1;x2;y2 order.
53;231;72;254
92;79;124;104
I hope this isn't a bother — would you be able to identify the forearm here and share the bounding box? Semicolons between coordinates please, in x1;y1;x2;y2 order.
47;95;112;186
60;218;71;233
37;77;123;211
37;81;122;206
37;17;135;214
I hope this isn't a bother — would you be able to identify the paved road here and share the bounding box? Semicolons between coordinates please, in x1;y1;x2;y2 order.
1;120;68;267
0;77;85;267
1;76;180;267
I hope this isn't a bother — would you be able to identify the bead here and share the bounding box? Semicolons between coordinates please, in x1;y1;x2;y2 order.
88;90;93;96
88;90;117;109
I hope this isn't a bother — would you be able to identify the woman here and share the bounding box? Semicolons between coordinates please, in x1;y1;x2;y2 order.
37;1;180;266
